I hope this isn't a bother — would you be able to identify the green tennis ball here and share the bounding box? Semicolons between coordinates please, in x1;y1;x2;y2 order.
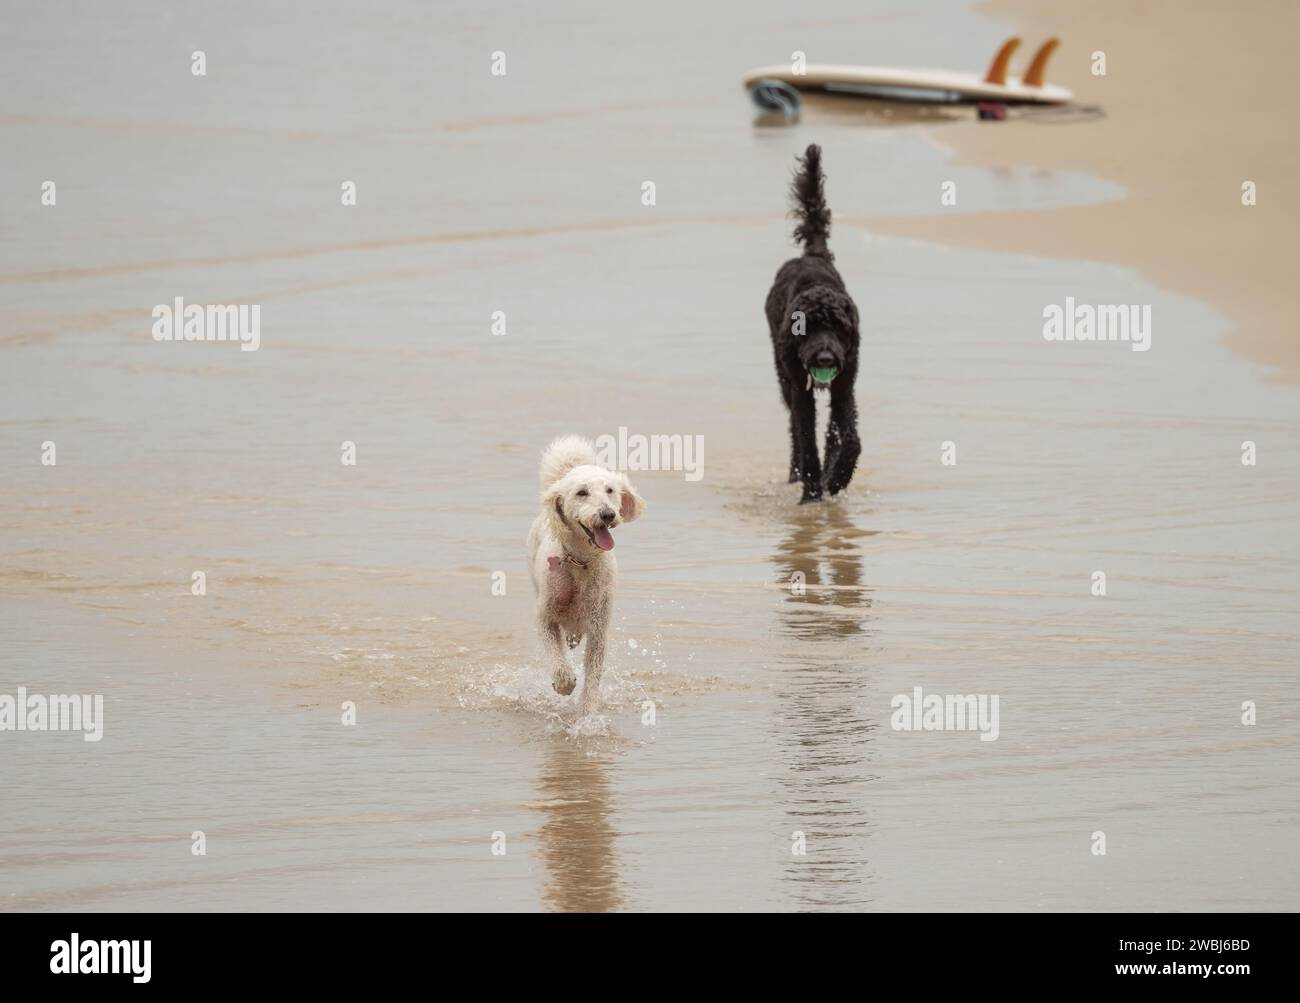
810;366;839;384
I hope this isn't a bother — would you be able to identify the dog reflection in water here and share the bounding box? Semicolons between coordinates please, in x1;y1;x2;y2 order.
772;501;873;639
533;738;622;913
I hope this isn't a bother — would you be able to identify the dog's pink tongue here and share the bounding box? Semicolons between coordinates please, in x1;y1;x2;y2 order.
592;526;615;551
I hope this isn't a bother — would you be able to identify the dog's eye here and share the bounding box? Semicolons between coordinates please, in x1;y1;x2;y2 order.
577;489;588;497
606;488;613;494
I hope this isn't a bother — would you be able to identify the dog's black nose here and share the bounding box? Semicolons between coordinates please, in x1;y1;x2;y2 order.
815;350;837;367
599;507;616;524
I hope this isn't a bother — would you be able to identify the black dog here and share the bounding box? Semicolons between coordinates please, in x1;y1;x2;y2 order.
765;144;862;504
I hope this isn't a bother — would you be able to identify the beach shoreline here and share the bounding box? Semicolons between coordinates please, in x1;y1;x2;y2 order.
866;0;1300;383
3;0;1297;913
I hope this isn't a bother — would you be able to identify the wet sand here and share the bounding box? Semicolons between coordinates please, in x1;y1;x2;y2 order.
2;0;1298;911
870;0;1300;383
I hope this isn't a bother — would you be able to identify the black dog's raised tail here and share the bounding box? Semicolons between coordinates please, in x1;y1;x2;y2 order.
790;144;832;258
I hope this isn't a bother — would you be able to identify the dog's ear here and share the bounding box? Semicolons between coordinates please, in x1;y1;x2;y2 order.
617;474;645;523
542;484;569;537
842;292;860;335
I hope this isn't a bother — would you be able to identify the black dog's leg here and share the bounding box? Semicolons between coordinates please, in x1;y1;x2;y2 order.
778;372;802;482
789;413;804;483
823;375;861;496
788;416;801;482
791;384;822;503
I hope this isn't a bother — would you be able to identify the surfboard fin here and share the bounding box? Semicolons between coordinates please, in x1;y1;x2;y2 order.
1023;38;1060;87
984;37;1021;85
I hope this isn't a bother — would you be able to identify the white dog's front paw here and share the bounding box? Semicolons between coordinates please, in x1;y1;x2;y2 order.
552;668;577;696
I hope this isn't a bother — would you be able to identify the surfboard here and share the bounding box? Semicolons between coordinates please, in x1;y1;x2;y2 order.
744;38;1072;105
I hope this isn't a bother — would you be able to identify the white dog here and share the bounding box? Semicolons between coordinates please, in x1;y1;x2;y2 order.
527;435;645;716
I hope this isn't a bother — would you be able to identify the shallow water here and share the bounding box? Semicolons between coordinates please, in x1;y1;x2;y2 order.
2;0;1297;911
